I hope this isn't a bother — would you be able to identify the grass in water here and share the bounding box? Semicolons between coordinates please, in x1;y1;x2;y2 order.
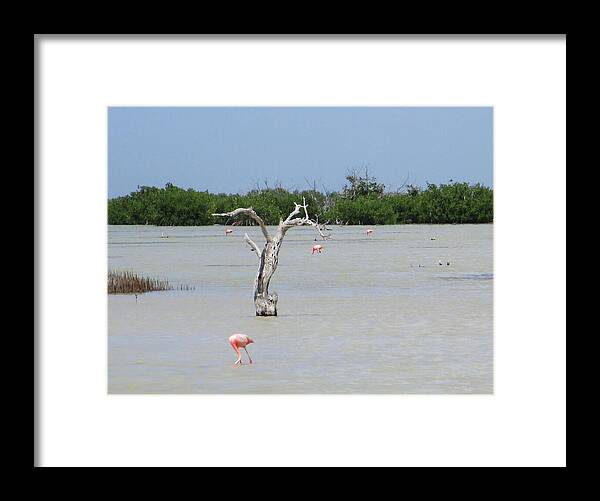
108;270;194;294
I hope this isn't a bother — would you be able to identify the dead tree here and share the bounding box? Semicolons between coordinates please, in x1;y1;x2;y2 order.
213;198;329;316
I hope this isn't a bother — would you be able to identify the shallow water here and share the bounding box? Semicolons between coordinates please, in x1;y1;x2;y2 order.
108;224;493;393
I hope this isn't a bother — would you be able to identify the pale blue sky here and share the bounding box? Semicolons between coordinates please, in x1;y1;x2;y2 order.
108;107;492;198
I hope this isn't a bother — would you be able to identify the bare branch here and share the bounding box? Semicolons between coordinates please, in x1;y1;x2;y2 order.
307;220;330;240
301;196;310;220
213;207;271;241
281;201;304;226
278;197;330;240
280;217;305;230
398;171;411;192
244;233;261;258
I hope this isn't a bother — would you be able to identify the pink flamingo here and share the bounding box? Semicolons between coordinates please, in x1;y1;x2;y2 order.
225;229;233;235
312;244;323;254
366;229;373;236
228;334;254;366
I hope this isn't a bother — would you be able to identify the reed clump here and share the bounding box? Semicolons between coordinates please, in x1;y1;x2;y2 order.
108;270;182;294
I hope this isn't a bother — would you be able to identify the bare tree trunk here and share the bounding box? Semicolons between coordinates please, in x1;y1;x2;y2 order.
214;198;329;316
253;238;281;316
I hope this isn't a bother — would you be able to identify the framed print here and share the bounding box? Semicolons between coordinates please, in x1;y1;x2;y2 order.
35;35;566;467
107;106;494;395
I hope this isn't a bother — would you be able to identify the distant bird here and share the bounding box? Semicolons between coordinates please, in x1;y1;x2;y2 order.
228;334;254;366
312;244;323;254
438;260;443;266
446;261;450;266
430;237;436;240
225;229;233;235
366;229;374;236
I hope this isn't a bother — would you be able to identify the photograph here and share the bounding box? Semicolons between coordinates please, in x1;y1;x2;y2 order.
36;35;566;467
107;106;494;394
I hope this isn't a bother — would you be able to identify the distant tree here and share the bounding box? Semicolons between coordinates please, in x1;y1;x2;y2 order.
341;168;385;199
107;175;493;226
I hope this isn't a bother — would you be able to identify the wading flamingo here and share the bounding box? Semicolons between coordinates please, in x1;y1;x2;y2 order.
228;334;254;366
312;244;323;254
225;229;233;235
366;229;373;236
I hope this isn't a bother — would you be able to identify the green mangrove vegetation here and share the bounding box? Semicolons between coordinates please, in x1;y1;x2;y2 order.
108;171;493;226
